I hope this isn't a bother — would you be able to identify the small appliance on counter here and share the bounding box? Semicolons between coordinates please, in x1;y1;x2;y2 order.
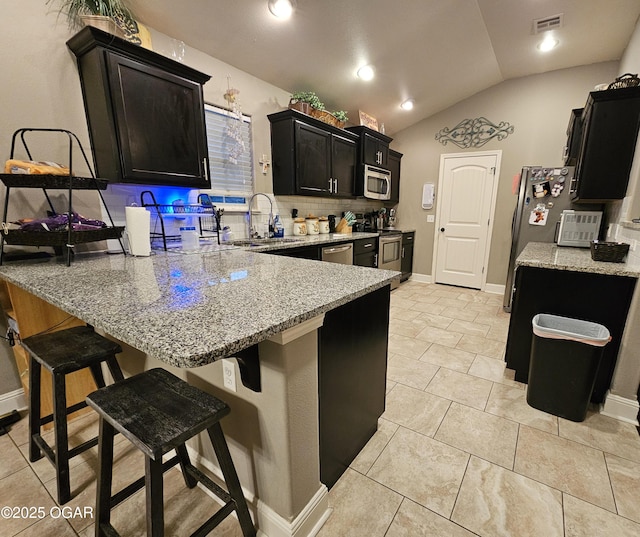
556;210;602;247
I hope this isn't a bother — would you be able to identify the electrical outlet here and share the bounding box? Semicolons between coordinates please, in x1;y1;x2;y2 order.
222;359;237;392
427;215;435;223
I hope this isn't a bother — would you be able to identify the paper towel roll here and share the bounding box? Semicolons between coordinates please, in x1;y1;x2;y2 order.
125;206;151;256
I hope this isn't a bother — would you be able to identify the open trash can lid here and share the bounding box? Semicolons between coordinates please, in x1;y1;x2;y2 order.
532;314;611;347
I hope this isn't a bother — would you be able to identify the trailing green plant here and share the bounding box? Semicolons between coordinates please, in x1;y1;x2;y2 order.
333;110;348;122
47;0;136;29
290;91;325;111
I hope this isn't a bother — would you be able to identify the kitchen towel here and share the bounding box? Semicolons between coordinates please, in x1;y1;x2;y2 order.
125;206;151;256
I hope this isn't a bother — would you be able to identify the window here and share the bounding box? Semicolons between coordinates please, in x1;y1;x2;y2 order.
202;103;254;209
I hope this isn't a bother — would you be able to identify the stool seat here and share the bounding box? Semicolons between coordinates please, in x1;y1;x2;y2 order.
88;368;256;537
22;325;123;374
24;325;124;505
87;368;229;460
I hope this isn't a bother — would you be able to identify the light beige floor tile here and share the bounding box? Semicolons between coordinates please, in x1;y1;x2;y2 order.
0;432;28;480
0;466;57;536
390;296;418;310
468;354;523;388
13;515;78;537
564;493;640;537
368;427;469;518
485;383;558;434
420;343;475;373
386;498;476;537
410;296;444;309
387;355;440;390
558;411;640;463
463;303;503;316
317;468;402;537
451;456;563;537
425;369;493;411
447;319;490;338
439;306;479;322
386;379;397;394
389;317;430;338
7;411;29;447
456;334;505;359
382;384;450;437
435;402;519;469
389;306;424;321
484;293;504;305
456;291;489;304
350;418;399;474
388;333;431;359
514;425;615;512
434;297;468;309
605;453;640;524
392;289;419;300
431;289;463;299
415;312;454;330
415;326;463;348
486;324;509;342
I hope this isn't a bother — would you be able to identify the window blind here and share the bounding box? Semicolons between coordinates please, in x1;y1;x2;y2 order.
204;103;253;203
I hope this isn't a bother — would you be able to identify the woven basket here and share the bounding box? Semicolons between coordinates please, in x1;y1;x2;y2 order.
310;109;345;129
590;240;630;263
607;73;640;90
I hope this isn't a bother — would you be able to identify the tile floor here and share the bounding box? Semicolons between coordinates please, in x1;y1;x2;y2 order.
2;280;640;536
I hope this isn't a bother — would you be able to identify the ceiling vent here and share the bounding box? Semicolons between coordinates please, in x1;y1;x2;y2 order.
532;14;564;34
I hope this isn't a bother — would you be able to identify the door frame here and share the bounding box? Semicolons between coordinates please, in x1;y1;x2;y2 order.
431;150;502;291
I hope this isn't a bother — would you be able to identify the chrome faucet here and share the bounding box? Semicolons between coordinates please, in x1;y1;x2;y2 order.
247;193;273;238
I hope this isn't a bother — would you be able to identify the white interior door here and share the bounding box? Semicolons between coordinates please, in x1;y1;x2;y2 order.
435;153;499;289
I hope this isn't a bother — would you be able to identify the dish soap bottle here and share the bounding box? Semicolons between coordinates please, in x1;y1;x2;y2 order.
273;215;284;238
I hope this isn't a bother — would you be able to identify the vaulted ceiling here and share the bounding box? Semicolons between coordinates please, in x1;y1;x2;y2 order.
127;0;640;134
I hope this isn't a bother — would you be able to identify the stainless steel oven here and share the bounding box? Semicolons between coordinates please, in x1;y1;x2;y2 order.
378;233;401;289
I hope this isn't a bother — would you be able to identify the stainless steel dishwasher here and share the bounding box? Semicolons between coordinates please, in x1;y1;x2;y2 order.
321;243;353;265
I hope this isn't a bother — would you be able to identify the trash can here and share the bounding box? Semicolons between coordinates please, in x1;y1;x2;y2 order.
527;313;611;422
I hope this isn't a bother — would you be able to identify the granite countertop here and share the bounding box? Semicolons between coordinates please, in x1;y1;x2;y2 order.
229;232;380;252
516;242;640;278
0;249;398;368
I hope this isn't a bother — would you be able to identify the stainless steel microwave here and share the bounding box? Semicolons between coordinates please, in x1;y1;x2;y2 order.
363;164;391;200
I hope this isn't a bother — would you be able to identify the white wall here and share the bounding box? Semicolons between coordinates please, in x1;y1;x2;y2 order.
392;62;618;284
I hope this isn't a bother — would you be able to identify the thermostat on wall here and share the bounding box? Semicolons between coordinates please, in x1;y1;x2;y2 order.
422;183;435;209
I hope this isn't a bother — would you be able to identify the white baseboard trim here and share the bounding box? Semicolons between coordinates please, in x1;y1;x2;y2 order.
0;388;27;416
600;390;640;425
257;486;330;537
405;273;432;284
187;445;330;537
483;283;505;295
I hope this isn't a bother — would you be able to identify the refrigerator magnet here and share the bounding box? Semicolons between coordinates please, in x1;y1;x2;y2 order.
532;181;550;199
551;182;564;197
529;205;549;226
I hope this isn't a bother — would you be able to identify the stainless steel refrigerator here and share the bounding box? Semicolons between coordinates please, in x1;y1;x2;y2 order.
503;165;575;311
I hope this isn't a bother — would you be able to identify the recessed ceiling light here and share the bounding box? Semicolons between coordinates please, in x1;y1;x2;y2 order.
400;99;414;111
268;0;295;19
356;65;375;81
537;34;559;52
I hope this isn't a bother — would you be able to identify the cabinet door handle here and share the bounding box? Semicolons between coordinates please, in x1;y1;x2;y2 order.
374;253;378;267
334;179;338;193
328;178;333;193
402;247;405;258
203;158;209;181
364;243;373;248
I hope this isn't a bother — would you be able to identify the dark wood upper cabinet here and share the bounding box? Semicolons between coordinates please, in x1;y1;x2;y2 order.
570;86;640;202
269;109;358;197
387;149;402;205
67;27;211;187
346;126;392;168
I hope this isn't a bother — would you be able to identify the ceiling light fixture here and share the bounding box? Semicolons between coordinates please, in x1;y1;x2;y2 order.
356;65;375;81
268;0;295;19
537;34;559;52
400;99;414;111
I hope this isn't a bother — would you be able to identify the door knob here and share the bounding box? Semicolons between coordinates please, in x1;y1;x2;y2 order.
440;227;445;232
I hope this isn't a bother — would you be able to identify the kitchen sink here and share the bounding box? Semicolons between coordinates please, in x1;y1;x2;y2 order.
228;237;306;247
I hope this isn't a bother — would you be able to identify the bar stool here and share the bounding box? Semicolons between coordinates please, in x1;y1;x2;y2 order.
23;325;124;505
86;368;256;537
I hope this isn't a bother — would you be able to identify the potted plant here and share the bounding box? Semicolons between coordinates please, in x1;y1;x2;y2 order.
289;91;325;115
48;0;137;37
333;110;348;127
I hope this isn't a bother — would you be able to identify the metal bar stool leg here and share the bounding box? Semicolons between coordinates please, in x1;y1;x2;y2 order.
146;456;165;537
207;423;256;537
95;418;115;537
52;372;71;504
28;357;43;462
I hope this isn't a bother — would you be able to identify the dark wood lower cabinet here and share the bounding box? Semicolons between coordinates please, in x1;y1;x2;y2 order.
505;266;636;403
318;285;390;488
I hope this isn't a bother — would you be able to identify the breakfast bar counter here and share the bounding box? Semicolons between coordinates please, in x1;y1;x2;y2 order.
0;249;399;537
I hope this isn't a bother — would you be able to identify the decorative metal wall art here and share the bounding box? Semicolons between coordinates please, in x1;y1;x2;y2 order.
435;117;514;148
